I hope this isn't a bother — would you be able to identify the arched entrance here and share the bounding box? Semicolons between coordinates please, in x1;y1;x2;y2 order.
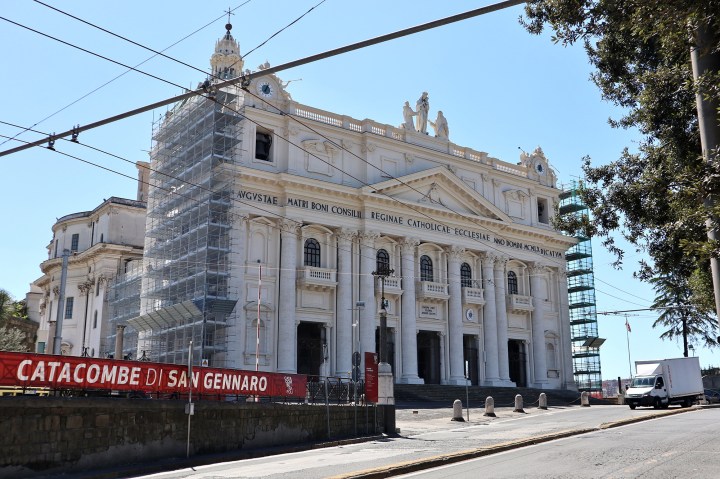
297;322;324;377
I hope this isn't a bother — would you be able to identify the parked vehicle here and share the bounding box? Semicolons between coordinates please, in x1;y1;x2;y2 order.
624;357;703;409
704;389;720;404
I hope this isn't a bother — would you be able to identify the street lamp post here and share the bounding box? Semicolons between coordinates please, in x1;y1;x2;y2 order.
372;267;394;366
351;300;364;437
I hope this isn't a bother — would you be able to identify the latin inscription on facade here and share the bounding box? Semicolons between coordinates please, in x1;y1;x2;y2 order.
235;190;562;258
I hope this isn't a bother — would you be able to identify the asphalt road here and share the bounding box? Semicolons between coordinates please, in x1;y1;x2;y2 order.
129;405;704;479
393;408;720;478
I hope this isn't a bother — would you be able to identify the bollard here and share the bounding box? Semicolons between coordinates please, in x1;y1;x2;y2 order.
451;399;465;421
539;392;548;410
581;391;591;407
513;394;525;413
484;396;496;417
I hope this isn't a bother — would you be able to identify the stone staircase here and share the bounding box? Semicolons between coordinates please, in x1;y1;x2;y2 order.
394;384;611;408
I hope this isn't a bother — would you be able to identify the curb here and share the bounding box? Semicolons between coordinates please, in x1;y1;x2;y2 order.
329;406;701;479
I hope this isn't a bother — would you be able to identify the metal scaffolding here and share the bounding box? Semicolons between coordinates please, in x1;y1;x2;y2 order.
106;259;143;359
559;184;602;392
130;84;243;367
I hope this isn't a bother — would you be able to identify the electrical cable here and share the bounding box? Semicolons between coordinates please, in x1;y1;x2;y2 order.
0;0;525;158
0;1;255;149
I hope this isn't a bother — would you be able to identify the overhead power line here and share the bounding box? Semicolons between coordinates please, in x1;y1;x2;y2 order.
0;0;524;158
0;1;255;149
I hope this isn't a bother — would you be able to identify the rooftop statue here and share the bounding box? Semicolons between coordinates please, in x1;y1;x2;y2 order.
401;101;417;130
415;92;430;134
429;111;449;140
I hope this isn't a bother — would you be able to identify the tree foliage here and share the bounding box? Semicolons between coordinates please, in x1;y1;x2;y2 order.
523;1;720;336
0;326;27;352
650;273;717;350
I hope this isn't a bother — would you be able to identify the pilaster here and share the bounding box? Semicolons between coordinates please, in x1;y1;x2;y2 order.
399;237;423;384
277;219;300;373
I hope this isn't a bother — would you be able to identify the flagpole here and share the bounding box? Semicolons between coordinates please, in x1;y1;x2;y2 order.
625;314;632;378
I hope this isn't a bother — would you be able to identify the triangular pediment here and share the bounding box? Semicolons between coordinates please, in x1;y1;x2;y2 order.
363;167;511;222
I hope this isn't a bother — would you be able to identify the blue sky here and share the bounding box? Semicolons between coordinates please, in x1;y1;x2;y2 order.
1;1;717;381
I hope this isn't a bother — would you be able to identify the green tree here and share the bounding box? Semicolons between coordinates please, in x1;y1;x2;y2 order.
650;272;718;354
0;288;13;321
0;326;27;352
522;1;720;331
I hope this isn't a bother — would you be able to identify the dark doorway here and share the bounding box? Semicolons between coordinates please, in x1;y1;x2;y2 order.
375;328;395;373
297;322;324;377
417;331;441;384
508;339;527;387
463;335;479;385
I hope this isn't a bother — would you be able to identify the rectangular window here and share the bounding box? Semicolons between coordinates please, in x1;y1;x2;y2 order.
37;342;46;354
64;297;74;319
54;239;59;258
537;198;549;224
71;234;79;252
96;280;100;296
255;127;273;161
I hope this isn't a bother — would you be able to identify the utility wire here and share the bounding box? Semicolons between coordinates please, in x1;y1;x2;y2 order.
1;0;567;271
0;1;254;148
0;16;191;92
0;0;525;158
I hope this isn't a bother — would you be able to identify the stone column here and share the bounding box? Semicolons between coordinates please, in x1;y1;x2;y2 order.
227;214;248;368
529;263;549;388
277;219;299;373
447;246;466;384
556;265;577;390
481;254;500;385
400;238;422;384
493;255;513;385
439;332;446;384
359;231;379;375
335;229;356;377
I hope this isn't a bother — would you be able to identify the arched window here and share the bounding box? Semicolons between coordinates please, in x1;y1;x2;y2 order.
507;271;518;294
304;238;321;267
420;255;434;282
460;263;472;288
376;249;390;274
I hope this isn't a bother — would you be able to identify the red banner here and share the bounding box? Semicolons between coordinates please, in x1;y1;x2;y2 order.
0;351;307;398
364;352;378;403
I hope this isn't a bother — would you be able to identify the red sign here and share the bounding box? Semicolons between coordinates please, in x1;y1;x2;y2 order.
0;351;307;398
364;352;378;403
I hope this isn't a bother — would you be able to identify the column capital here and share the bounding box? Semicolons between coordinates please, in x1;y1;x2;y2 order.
446;246;465;261
401;237;420;254
359;230;380;246
279;218;301;234
482;252;508;268
235;213;251;224
337;228;357;243
527;263;549;277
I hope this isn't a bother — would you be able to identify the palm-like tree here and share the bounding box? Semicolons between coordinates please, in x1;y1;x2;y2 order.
650;274;718;355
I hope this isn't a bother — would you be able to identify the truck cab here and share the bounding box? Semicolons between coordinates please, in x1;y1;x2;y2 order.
625;375;667;409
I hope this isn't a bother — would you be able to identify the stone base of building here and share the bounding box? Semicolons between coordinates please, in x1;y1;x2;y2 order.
483;378;516;387
399;374;425;385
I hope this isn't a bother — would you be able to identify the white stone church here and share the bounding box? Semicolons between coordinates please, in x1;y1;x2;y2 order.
33;23;579;390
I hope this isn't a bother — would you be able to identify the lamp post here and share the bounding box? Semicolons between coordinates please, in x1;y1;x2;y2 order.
351;301;364;436
372;267;394;365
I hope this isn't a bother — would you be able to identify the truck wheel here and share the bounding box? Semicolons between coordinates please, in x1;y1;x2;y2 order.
629;404;636;410
653;398;661;409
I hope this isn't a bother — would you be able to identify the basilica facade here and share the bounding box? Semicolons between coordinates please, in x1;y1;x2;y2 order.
128;24;577;390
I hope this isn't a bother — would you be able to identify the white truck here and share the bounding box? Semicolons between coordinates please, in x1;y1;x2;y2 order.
624;357;703;409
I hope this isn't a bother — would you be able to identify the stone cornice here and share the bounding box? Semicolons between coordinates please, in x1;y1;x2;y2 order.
39;243;143;275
